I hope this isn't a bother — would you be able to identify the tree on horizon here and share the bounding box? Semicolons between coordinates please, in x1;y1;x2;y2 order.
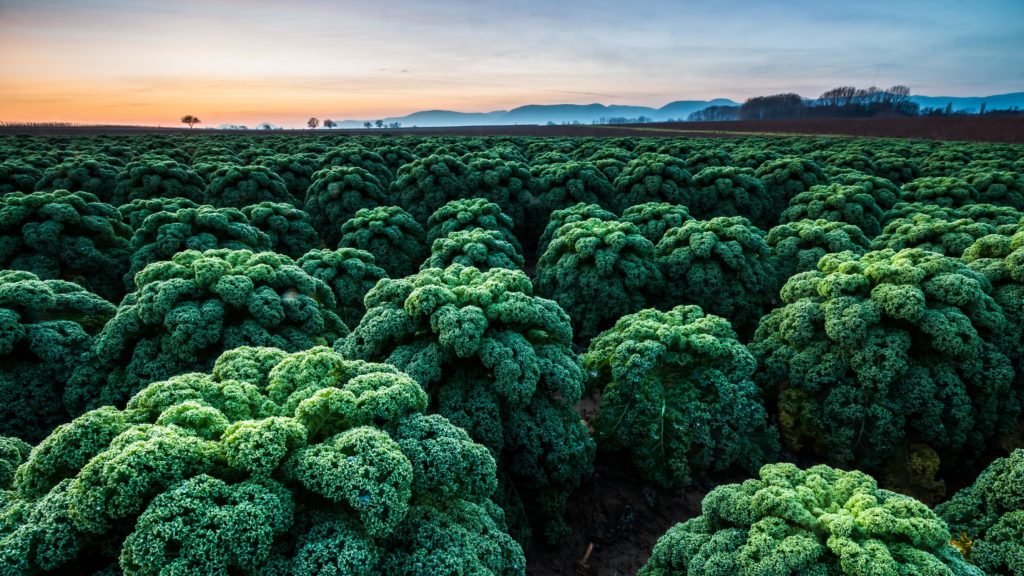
181;115;201;129
308;117;320;129
323;119;336;129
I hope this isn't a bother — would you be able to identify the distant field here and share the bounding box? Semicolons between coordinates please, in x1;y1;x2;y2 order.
3;114;1022;142
629;115;1024;143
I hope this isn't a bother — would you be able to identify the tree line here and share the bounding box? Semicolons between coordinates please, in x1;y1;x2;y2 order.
688;85;1024;122
688;85;920;121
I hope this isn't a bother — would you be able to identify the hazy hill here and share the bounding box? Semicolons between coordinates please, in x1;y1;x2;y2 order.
910;92;1024;113
335;99;739;128
325;93;1024;128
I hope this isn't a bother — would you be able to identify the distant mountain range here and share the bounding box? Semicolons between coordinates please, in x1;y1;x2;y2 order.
908;93;1024;113
332;99;740;128
221;92;1024;129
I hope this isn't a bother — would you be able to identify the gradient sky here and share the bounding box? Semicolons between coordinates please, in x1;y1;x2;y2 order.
1;0;1022;127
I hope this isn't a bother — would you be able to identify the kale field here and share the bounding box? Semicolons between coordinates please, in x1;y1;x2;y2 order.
1;132;1022;575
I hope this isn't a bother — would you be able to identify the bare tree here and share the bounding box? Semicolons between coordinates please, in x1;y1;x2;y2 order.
740;93;805;120
181;115;201;129
687;105;740;122
323;119;336;129
819;86;857;108
308;117;320;130
886;85;912;112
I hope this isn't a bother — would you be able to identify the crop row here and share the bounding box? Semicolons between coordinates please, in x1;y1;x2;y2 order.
0;133;1022;575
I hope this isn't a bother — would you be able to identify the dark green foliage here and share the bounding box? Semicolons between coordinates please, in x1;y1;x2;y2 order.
110;159;206;205
255;153;319;199
304;166;388;245
536;202;617;257
621;202;693;244
7;152;58;171
750;249;1018;478
824;152;878;175
372;144;418;175
583;147;633;180
584;306;778;486
413;140;470;158
2;346;523;575
640;463;983;576
937;449;1024;575
611;153;693;212
584;146;634;163
391;154;471;224
939;202;1023;227
962;230;1024;376
35;158;119;203
686;166;773;227
872;212;1012;257
464;157;533;229
965;158;1017;173
0;161;42;194
922;150;971;177
536;218;662;341
237;146;279;164
427;198;520;251
529;151;572;172
192;161;234;182
901;176;979;208
424;229;525;271
240;202;321;258
0;190;132;302
681;148;731;173
125;206;272;289
338;206;428;278
119;474;294;574
781;183;886;237
0;271;116;442
766;219;870;283
321;145;393;187
873;153;922;185
204;165;296;208
191;147;240;166
468;144;528;164
526;139;574;159
731;148;781;169
8;138;1024;570
590;157;628;183
66;249;348;413
754;156;829;211
652;141;696;160
377;499;525;575
962;170;1024;210
828;170;902;210
655;217;777;332
0;436;30;488
877;204;1024;255
342;264;594;542
531;161;615;217
296;248;386;329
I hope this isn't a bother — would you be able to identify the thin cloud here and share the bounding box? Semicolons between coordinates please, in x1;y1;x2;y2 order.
1;0;1021;125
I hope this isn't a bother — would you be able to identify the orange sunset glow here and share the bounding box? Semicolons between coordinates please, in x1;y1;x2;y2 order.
2;0;1022;127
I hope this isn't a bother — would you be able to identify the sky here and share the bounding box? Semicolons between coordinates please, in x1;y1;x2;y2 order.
1;0;1022;127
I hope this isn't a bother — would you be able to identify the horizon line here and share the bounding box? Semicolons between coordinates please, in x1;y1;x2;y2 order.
4;89;1022;130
